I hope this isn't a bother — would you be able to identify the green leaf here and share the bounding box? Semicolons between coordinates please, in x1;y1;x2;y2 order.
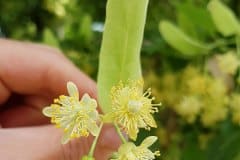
236;36;240;58
79;14;93;43
163;144;181;160
208;0;240;36
206;121;240;160
159;20;210;57
176;2;216;40
182;133;206;160
97;0;148;113
43;28;59;47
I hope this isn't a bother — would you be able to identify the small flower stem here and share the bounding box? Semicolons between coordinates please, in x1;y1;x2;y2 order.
114;123;127;143
208;38;236;50
88;123;103;157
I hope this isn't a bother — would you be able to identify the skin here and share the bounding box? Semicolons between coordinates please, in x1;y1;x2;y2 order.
0;39;120;160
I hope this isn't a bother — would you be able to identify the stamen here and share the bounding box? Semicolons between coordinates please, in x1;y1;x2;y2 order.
154;151;161;156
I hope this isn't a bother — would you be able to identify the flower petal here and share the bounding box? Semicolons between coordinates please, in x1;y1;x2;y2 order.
88;110;99;121
137;118;147;128
126;152;137;159
42;106;55;117
61;124;75;144
61;133;70;144
142;113;157;128
81;94;97;108
140;136;158;148
128;122;138;140
87;121;99;136
118;143;135;154
67;81;79;99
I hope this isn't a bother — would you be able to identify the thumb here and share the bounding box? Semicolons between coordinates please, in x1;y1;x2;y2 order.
0;126;63;160
64;124;121;160
0;125;121;160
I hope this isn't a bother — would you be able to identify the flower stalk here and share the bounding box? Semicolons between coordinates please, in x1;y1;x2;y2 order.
88;123;103;157
114;123;127;144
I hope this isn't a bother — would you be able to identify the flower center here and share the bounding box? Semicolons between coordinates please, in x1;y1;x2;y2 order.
128;100;143;113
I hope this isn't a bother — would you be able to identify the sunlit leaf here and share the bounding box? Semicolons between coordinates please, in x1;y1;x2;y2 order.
79;14;93;43
43;28;59;47
208;0;240;36
176;2;216;40
159;21;210;57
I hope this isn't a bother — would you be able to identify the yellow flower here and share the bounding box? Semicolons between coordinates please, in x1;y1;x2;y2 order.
187;76;208;95
217;51;239;75
43;82;100;144
105;80;160;140
176;96;202;123
111;136;160;160
200;79;228;127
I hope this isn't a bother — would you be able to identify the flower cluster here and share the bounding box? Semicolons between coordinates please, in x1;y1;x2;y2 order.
176;96;202;123
43;80;161;159
43;82;99;144
146;65;229;127
216;51;239;75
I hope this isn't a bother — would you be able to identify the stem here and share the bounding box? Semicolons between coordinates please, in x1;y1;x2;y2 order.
208;38;236;50
114;123;127;143
88;123;103;157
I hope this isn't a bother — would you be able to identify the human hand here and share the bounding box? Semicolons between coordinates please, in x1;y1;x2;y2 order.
0;39;120;160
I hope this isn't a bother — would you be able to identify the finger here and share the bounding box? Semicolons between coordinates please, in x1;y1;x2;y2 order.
0;79;11;105
94;124;121;159
0;124;121;160
0;94;53;127
0;39;97;105
62;124;121;160
0;125;63;160
0;104;49;128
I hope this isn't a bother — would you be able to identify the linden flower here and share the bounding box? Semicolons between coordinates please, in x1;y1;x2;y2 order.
217;51;239;75
43;82;99;144
176;96;202;123
105;80;160;140
111;136;160;160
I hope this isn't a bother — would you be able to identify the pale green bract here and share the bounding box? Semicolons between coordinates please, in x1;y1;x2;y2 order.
159;20;210;57
208;0;240;36
97;0;148;113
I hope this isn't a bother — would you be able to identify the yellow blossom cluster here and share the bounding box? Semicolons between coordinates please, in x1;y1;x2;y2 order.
200;79;228;126
216;51;239;75
146;65;229;127
176;96;202;123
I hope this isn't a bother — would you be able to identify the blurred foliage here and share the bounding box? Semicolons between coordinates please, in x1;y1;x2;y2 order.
2;0;240;160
